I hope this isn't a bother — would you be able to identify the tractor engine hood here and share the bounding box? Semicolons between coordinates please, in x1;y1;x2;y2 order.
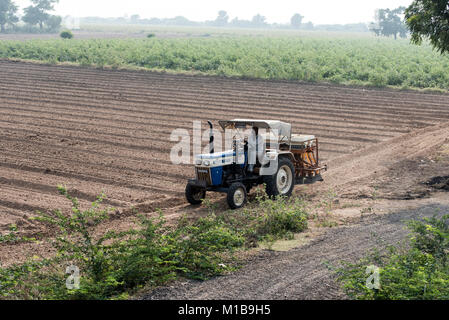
195;150;237;167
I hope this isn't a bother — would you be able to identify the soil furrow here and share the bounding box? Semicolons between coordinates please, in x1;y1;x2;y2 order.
1;60;448;238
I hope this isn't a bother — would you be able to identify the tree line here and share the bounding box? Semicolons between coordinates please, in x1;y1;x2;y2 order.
83;11;315;30
82;12;370;33
0;0;61;33
369;7;408;39
1;0;447;54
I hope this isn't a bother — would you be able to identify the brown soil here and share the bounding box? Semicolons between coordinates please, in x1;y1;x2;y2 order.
1;60;449;270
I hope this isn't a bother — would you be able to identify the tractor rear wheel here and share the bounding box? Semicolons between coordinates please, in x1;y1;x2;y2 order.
264;157;295;198
227;182;247;209
185;182;206;205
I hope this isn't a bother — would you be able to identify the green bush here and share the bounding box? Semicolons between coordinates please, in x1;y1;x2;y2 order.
337;215;449;300
60;31;74;39
255;197;308;239
0;187;241;299
0;187;308;299
147;33;156;38
217;192;308;244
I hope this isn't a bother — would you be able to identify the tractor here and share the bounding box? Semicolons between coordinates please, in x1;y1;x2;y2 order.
185;119;327;209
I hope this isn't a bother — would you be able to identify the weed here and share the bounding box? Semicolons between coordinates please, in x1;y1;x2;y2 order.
336;214;449;299
0;186;309;299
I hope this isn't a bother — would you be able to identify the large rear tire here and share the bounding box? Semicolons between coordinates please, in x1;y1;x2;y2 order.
264;157;295;198
185;182;206;205
227;182;247;209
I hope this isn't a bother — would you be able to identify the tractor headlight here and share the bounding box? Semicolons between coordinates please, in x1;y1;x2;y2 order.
195;159;202;166
203;160;211;167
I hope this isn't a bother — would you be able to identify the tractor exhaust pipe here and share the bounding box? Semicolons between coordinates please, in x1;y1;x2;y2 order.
207;121;214;154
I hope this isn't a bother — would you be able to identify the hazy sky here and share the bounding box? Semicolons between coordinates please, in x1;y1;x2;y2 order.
14;0;414;24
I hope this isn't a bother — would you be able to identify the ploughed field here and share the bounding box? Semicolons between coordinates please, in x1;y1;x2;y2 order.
1;60;449;234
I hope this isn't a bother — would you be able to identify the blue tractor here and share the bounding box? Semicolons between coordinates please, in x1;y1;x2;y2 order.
185;119;326;209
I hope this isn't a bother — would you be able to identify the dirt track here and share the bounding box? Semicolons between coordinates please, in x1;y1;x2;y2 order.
1;60;449;235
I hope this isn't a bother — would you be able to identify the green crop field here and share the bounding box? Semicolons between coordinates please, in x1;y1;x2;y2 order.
1;32;448;90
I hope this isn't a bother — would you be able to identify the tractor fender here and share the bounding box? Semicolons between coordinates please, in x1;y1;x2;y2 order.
260;151;295;176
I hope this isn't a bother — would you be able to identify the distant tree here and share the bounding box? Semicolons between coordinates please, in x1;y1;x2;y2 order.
405;0;449;54
23;6;44;28
147;18;162;25
291;13;304;29
47;15;61;31
229;17;249;28
130;14;140;23
168;16;196;26
23;0;59;30
368;16;382;36
252;14;267;28
316;23;368;32
371;7;408;39
215;10;229;26
0;0;18;32
303;21;314;30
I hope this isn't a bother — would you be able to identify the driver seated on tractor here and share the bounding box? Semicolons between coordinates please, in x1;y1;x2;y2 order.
185;119;326;210
247;126;267;173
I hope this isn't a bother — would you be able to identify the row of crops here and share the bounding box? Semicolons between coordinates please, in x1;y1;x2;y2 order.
1;36;448;90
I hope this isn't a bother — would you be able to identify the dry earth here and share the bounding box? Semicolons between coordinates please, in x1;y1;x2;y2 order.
0;61;449;294
1;60;449;235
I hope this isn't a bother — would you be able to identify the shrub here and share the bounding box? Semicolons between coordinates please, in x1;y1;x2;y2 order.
147;33;156;38
255;197;308;239
1;187;306;299
337;214;449;300
218;192;308;244
60;31;74;39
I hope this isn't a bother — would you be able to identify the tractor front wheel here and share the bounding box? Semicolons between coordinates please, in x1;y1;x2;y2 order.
227;182;247;209
185;182;206;205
